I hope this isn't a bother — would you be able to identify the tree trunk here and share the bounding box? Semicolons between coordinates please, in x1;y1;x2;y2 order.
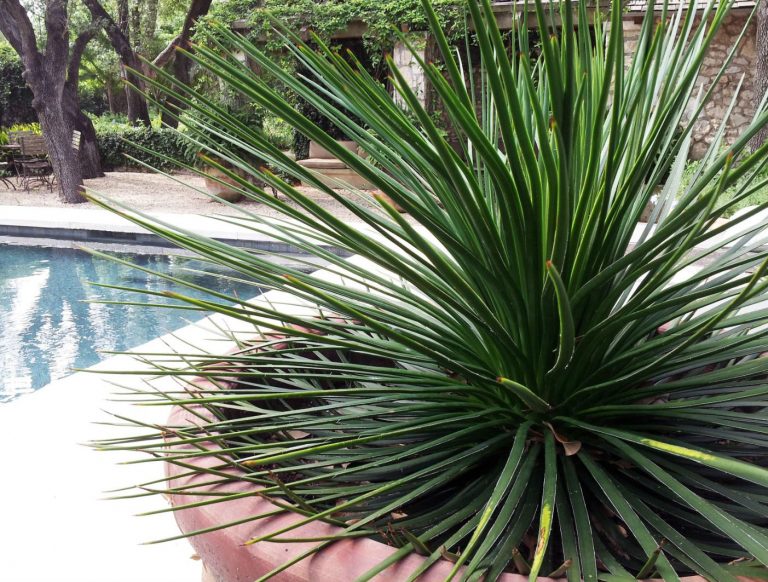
65;26;103;179
161;52;192;128
40;101;86;203
63;90;103;179
0;0;86;204
83;0;151;126
140;0;159;55
75;115;103;179
106;83;115;114
124;67;151;126
155;0;213;128
130;0;141;46
752;1;768;151
117;0;138;123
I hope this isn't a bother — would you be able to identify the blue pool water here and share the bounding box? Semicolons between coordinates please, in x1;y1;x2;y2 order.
0;242;264;402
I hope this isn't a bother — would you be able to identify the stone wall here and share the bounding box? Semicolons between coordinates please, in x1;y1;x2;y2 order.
622;11;758;159
392;32;429;108
404;11;758;160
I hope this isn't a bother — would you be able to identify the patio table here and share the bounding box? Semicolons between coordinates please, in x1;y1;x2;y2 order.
0;144;20;189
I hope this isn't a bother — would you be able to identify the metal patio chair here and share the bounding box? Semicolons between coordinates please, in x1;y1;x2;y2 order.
72;130;81;153
0;141;18;189
17;135;54;192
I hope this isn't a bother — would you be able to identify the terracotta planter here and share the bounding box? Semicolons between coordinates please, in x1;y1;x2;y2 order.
165;387;534;582
164;340;760;582
167;393;761;582
374;191;406;213
203;166;246;203
166;390;762;582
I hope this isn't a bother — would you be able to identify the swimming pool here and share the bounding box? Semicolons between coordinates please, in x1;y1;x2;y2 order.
0;241;264;402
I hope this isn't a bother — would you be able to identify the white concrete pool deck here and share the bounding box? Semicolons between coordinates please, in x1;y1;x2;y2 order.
0;262;309;581
0;206;313;582
0;279;310;580
0;312;243;580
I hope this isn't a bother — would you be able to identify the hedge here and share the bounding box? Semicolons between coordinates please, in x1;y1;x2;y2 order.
96;126;196;171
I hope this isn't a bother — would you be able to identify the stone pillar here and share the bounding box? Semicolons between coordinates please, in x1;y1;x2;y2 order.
686;13;757;159
392;32;428;109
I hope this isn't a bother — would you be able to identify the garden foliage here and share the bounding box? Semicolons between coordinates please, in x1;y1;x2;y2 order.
0;44;36;127
92;116;195;171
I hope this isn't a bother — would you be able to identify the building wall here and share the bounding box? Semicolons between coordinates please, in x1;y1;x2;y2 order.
407;11;758;160
392;33;428;108
623;11;758;159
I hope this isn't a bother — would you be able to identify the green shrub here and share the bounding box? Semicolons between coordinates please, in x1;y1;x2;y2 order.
178;101;265;168
79;84;109;117
89;113;131;132
677;156;768;217
262;115;293;151
95;124;195;171
722;176;768;214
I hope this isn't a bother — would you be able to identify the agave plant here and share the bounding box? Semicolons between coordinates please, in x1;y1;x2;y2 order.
94;0;768;579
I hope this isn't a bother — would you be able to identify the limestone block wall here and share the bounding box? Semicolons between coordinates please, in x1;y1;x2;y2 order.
392;32;429;108
622;11;758;159
405;12;758;160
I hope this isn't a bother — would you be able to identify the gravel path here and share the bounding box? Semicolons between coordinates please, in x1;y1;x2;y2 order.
0;171;379;223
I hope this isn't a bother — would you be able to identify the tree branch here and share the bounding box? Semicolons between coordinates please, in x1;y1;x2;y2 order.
81;0;150;125
152;34;182;68
0;0;45;92
0;6;24;54
151;0;213;68
67;26;99;91
44;0;70;76
81;0;136;66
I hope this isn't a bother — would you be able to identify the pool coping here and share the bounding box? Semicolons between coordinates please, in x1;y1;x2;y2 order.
2;204;766;262
0;205;352;256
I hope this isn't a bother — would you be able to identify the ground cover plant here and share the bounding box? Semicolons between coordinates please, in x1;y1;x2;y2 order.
95;124;195;171
95;0;768;579
678;155;768;217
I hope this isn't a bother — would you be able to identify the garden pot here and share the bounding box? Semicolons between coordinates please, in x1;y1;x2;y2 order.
374;191;406;213
203;166;246;203
166;383;533;582
162;329;758;582
165;375;758;582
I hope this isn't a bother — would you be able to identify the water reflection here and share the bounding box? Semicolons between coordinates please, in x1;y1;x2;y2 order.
0;245;263;402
